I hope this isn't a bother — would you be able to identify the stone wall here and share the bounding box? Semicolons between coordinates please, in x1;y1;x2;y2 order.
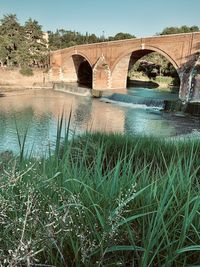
0;68;50;87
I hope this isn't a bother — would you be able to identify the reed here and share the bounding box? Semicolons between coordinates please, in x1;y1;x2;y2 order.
0;123;199;266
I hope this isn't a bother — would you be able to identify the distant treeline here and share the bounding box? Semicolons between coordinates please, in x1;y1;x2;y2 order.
47;31;135;50
159;25;199;35
48;25;200;50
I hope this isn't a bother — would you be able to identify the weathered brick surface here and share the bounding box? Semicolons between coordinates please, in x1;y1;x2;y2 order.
0;68;49;86
50;32;200;101
93;56;111;89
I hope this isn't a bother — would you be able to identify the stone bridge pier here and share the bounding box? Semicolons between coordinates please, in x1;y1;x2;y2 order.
49;32;200;102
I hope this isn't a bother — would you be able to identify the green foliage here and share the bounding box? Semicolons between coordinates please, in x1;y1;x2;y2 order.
159;25;199;35
0;14;49;68
48;24;198;51
48;29;136;50
0;14;23;66
129;52;180;86
24;19;48;66
0;125;200;266
19;67;33;76
48;29;102;50
108;32;136;41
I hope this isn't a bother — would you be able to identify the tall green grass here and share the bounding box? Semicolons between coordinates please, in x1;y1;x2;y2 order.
0;126;199;266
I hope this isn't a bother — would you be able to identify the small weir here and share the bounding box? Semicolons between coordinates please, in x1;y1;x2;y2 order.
102;93;165;109
53;82;91;96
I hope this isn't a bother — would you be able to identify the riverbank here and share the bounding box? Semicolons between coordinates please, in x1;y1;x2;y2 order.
0;84;53;96
0;131;199;266
0;67;53;96
128;72;179;91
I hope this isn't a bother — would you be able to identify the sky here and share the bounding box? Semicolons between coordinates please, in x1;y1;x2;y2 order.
0;0;200;37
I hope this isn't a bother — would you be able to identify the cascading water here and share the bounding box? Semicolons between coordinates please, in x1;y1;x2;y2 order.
102;93;165;109
186;54;200;102
186;66;196;102
53;82;91;96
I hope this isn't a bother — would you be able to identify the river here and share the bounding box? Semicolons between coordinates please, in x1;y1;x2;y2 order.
0;85;200;155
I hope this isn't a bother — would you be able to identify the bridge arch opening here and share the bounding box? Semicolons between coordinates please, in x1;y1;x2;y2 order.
61;54;92;87
111;49;180;90
72;55;92;88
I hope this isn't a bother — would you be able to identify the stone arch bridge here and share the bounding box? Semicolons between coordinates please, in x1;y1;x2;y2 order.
50;32;200;102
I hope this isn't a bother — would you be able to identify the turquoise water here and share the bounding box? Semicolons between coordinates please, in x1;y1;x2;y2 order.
0;87;199;155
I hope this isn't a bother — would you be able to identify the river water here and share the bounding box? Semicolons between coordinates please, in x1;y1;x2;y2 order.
0;85;200;155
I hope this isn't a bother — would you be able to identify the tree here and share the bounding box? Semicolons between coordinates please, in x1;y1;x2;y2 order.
0;14;23;66
112;32;136;40
48;29;136;50
0;14;48;68
129;52;179;80
159;25;199;35
0;36;10;65
88;34;98;43
48;30;62;50
24;18;48;67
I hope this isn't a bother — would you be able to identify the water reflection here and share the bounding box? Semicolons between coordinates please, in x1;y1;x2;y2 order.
0;90;125;154
0;88;199;154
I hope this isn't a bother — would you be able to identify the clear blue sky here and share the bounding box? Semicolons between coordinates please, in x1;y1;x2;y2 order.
0;0;200;37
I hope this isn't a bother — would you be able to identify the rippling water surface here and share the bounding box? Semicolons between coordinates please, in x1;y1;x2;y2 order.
0;86;200;154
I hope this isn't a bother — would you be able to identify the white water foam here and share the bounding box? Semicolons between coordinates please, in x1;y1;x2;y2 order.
100;97;163;111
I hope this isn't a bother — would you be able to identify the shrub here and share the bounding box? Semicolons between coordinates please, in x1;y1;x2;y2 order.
19;67;33;76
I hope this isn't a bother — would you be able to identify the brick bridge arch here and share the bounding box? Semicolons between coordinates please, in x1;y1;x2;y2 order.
50;51;92;84
111;46;179;71
111;46;180;89
50;32;200;102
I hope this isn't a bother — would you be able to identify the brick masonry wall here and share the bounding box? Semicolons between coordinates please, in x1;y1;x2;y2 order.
50;33;200;100
0;68;50;86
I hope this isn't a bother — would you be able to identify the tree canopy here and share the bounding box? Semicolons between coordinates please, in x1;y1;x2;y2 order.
0;14;48;68
108;32;135;41
47;29;102;50
159;25;199;35
48;30;136;50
